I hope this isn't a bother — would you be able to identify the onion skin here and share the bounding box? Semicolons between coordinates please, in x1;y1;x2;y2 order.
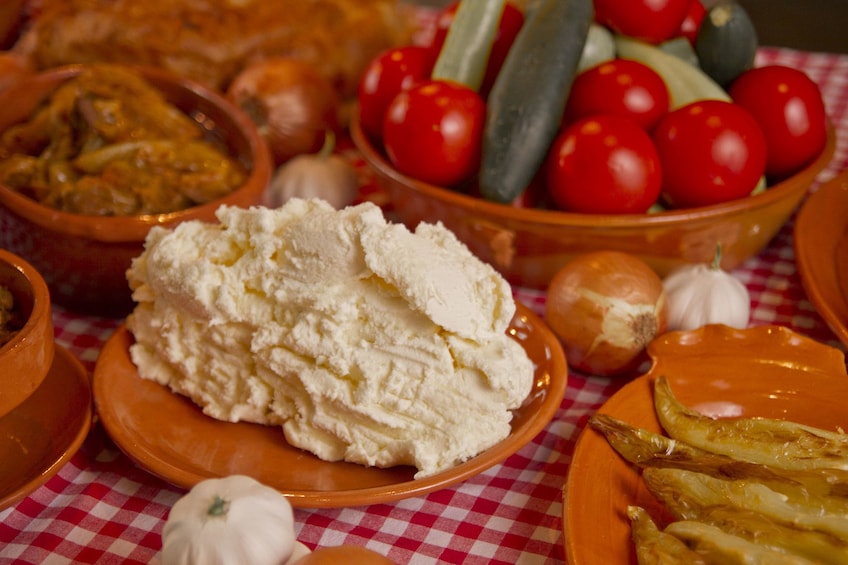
545;251;668;377
227;57;340;166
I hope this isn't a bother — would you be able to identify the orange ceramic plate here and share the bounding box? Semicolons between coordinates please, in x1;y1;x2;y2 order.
563;324;848;565
0;345;92;510
795;170;848;348
92;303;567;508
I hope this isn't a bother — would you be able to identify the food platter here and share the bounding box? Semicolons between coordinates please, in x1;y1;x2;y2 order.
92;302;567;508
795;170;848;348
563;324;848;565
0;346;92;510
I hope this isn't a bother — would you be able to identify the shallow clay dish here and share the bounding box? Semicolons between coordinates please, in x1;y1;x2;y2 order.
563;324;848;565
352;115;835;289
795;170;848;349
92;302;567;508
292;546;395;565
0;64;272;317
0;248;54;419
0;345;92;510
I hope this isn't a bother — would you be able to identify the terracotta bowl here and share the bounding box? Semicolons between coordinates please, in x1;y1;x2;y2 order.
0;248;54;419
0;65;273;317
292;546;395;564
352;114;835;289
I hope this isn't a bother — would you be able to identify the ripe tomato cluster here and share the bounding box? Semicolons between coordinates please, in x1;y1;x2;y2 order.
552;56;773;212
357;2;524;188
357;0;828;214
550;55;827;212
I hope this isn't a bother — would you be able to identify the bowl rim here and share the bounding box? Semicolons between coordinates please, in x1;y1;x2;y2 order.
0;64;272;243
351;111;836;229
0;248;51;357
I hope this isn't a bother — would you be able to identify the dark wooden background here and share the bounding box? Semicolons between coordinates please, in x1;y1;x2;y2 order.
731;0;848;53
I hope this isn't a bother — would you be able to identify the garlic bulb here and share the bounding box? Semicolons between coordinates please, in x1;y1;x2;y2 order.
162;475;311;565
662;247;750;331
264;132;359;210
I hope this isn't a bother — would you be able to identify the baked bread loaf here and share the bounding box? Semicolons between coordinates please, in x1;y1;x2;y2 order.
13;0;416;97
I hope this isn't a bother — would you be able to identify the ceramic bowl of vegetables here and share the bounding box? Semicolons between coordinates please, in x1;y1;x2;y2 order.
352;0;835;289
0;248;54;419
0;63;273;316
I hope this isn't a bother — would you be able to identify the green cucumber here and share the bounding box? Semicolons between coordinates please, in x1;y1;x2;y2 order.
615;35;731;109
479;0;593;204
431;0;508;92
695;1;758;86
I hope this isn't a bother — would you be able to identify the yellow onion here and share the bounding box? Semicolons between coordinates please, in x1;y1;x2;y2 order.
545;250;667;377
227;57;340;166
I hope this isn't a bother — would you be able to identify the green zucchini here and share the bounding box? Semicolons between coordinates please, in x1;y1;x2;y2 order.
695;1;758;87
431;0;508;92
479;0;593;204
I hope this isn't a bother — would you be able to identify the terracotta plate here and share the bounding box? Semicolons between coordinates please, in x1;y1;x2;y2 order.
563;324;848;565
92;302;567;508
0;345;92;510
795;170;848;348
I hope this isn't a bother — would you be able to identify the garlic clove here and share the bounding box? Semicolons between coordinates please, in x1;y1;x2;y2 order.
663;263;751;332
263;131;360;210
265;154;359;210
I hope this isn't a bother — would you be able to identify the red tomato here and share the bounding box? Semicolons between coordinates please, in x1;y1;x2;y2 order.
652;100;767;208
678;0;706;46
427;1;524;96
545;115;662;214
510;179;553;209
428;1;460;50
728;65;828;180
383;80;485;187
563;59;670;132
357;46;436;141
593;0;692;44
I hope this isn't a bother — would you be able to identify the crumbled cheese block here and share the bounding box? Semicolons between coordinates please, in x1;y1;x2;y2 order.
126;199;535;478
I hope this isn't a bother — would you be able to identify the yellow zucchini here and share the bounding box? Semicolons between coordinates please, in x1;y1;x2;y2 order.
578;24;615;72
615;35;731;109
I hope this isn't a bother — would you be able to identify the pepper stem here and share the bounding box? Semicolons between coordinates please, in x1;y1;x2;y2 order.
207;495;229;517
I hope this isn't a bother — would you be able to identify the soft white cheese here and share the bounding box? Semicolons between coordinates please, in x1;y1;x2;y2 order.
126;199;535;478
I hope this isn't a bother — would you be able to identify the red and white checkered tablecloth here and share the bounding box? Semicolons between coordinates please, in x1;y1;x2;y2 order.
2;39;848;565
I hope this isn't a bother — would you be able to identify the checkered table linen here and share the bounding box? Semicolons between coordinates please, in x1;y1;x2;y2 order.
2;38;847;565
